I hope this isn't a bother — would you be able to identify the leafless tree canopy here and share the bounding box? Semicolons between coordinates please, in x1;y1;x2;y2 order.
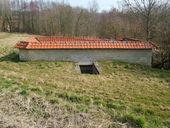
123;0;170;68
124;0;169;41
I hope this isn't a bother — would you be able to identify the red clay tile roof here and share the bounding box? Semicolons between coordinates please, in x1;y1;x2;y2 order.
15;37;155;50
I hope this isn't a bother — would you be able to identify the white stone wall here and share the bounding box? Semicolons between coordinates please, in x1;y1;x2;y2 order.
19;49;152;66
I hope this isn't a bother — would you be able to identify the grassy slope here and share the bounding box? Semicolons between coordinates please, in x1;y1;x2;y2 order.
0;33;170;128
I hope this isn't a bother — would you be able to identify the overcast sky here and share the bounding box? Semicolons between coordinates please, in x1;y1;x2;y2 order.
57;0;122;12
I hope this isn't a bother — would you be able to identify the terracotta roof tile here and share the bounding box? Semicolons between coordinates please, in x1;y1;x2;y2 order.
15;37;155;50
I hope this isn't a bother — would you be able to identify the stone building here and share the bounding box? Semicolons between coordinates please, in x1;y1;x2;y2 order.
16;37;155;66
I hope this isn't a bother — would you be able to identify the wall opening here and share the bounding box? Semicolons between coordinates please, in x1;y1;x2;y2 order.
79;64;99;75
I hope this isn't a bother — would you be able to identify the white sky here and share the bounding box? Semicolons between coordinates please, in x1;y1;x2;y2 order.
57;0;122;12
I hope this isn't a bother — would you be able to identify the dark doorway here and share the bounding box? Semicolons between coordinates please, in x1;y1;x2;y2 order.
79;64;99;75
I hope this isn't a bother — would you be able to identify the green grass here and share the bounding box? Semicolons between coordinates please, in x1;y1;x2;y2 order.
0;33;170;127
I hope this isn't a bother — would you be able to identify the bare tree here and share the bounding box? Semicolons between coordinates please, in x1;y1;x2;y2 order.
0;0;12;32
87;0;99;36
73;9;83;36
124;0;168;41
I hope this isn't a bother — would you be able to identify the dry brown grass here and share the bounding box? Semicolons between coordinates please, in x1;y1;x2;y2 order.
0;92;114;128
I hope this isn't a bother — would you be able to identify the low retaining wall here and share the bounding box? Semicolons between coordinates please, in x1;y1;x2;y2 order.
19;49;152;66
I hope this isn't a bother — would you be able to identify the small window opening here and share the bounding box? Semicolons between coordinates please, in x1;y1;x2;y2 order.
79;64;99;75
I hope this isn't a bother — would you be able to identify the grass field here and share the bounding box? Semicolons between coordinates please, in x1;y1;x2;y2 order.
0;33;170;128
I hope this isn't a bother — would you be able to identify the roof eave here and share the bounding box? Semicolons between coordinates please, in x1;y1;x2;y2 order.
17;48;153;50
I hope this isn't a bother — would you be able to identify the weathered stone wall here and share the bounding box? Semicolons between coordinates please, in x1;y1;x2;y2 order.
19;49;152;66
